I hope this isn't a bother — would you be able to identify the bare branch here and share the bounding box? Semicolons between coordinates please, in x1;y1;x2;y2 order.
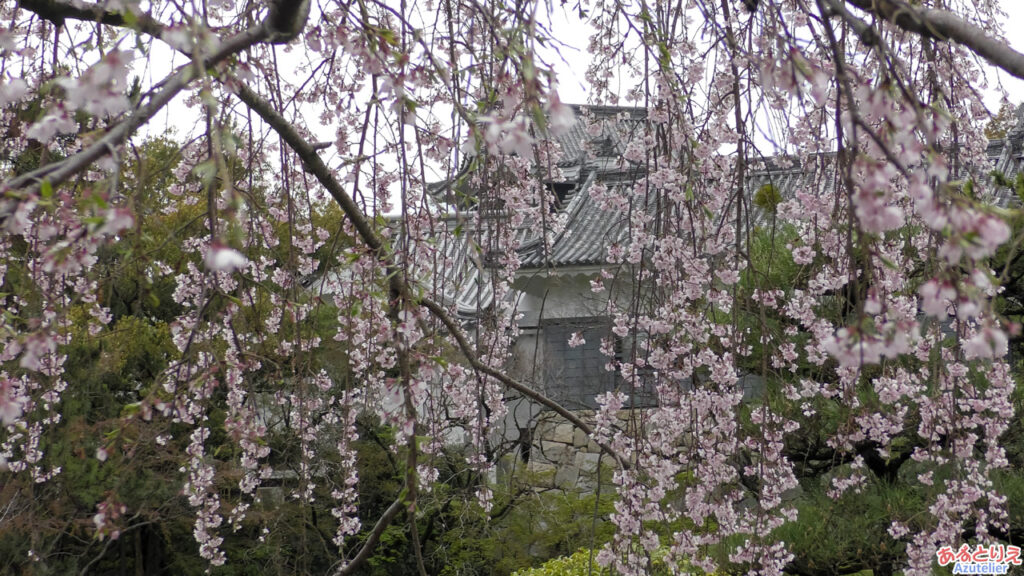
3;20;270;195
17;0;166;35
15;0;309;47
819;0;878;46
337;495;404;575
231;82;630;470
417;297;629;470
265;0;311;44
842;0;1024;80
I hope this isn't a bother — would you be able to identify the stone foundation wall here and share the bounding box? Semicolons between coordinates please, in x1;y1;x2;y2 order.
523;410;639;491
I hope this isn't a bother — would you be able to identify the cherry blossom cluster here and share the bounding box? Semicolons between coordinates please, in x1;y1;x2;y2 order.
0;0;1021;573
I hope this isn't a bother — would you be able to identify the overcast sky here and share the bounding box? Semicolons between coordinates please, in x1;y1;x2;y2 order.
992;1;1024;105
141;1;1024;177
545;2;1024;109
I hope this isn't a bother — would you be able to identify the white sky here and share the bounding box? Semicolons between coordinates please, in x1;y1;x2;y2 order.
139;1;1024;172
989;1;1024;105
542;2;1024;108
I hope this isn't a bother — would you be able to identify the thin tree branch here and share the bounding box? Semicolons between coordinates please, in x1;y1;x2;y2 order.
338;495;405;575
231;81;630;470
7;0;314;197
78;519;156;576
417;297;628;470
841;0;1024;80
819;0;878;46
17;0;166;36
3;17;270;195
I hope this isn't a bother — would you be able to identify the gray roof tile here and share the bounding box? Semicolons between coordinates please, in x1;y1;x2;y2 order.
437;106;1024;315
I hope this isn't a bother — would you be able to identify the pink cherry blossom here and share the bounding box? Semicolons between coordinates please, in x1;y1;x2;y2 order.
0;0;1021;574
205;245;248;273
918;280;957;318
568;332;585;348
962;326;1009;360
0;378;24;425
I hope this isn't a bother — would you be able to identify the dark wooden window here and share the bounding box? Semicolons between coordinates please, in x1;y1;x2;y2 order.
541;319;616;409
540;318;659;409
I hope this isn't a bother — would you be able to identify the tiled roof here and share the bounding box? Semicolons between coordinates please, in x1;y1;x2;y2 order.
430;225;495;319
987;130;1024;207
519;172;629;267
556;105;647;163
436;105;1024;316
